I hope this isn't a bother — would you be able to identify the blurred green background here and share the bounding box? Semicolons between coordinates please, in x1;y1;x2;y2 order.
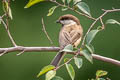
0;0;120;80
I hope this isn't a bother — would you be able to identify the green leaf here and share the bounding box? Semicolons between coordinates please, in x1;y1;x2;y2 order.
51;76;64;80
62;0;65;4
86;29;100;45
2;1;13;19
97;26;102;30
2;1;8;13
8;7;13;20
62;44;74;52
81;49;93;63
65;64;75;80
62;7;68;11
97;78;105;80
106;19;120;25
37;65;55;77
73;0;82;5
24;0;45;8
47;6;57;16
74;57;82;69
76;2;91;16
46;70;56;80
64;58;70;63
85;44;94;54
96;70;108;78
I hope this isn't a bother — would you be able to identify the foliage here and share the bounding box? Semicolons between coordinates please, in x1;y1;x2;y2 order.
65;63;75;80
74;57;82;69
62;44;74;52
86;29;100;45
46;70;56;80
76;2;91;16
37;65;55;77
106;19;120;25
89;70;109;80
2;0;13;19
24;0;45;8
47;6;57;16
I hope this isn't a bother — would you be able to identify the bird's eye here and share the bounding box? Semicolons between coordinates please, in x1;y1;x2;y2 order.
61;17;70;20
61;18;65;20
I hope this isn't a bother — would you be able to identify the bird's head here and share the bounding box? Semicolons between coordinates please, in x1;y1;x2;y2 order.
56;14;80;26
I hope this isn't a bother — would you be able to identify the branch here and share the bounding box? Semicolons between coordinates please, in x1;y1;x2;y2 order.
92;54;120;67
81;8;120;46
0;46;120;67
0;46;59;53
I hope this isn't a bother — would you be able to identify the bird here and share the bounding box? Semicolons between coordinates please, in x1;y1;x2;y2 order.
50;14;83;67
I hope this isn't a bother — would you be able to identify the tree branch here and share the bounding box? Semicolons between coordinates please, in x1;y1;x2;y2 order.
81;8;120;46
92;54;120;67
0;46;59;53
0;46;120;67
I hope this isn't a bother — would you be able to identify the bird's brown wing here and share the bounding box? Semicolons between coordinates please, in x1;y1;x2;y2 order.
59;28;82;48
59;30;72;49
70;30;82;47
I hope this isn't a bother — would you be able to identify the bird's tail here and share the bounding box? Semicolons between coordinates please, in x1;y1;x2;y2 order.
50;51;66;67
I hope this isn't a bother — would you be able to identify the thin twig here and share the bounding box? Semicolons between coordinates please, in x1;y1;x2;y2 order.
0;50;7;56
1;14;6;18
100;18;105;29
55;55;74;70
41;18;54;45
102;8;120;12
1;18;17;47
16;50;25;56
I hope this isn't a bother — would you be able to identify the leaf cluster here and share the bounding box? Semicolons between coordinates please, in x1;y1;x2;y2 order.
89;70;109;80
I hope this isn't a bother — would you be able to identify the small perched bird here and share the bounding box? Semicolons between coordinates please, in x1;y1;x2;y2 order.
51;14;83;67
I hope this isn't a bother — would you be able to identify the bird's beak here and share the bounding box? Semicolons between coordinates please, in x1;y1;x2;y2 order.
56;20;60;23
